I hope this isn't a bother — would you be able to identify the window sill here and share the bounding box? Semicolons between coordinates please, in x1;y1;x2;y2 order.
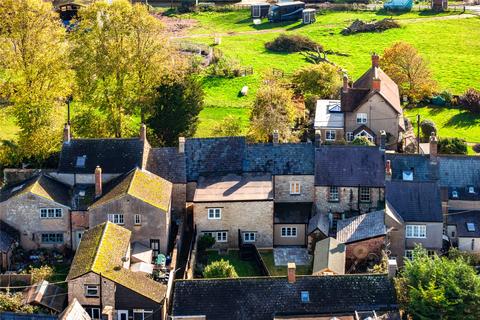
328;199;340;203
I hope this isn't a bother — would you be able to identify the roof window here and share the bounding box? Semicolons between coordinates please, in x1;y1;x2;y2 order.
467;223;476;232
75;155;87;168
468;186;475;194
402;170;413;181
452;190;459;199
301;291;309;303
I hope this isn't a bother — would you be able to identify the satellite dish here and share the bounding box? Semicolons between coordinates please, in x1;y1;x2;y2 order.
353;245;369;259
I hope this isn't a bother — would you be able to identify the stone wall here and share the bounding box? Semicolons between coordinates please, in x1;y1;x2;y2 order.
194;201;274;248
274;175;314;203
68;272;115;308
273;224;306;246
315;186;384;215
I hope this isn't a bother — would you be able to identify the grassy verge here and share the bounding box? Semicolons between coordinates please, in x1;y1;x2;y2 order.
259;250;312;276
206;249;262;277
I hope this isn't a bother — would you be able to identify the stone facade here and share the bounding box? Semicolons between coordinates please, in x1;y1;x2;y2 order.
194;201;274;248
89;195;170;255
68;272;115;308
315;186;384;215
273;224;307;246
0;194;71;250
274;175;314;203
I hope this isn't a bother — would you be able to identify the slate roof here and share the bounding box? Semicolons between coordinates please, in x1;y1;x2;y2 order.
90;168;172;211
438;155;480;188
313;237;346;275
274;203;313;224
67;222;166;303
447;210;480;238
193;173;273;202
0;313;57;320
244;143;315;175
23;280;67;313
172;275;398;320
314;100;343;129
386;153;439;182
0;221;19;253
308;213;330;236
385;181;442;223
146;147;186;183
315;146;385;187
58;138;144;174
185;137;246;181
336;211;386;244
1;174;70;207
447;186;480;201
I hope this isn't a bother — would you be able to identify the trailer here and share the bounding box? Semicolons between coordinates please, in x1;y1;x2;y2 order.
251;3;271;19
267;1;306;22
302;8;316;24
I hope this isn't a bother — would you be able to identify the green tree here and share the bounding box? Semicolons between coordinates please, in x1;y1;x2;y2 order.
146;73;204;146
0;0;72;165
292;63;342;99
420;119;437;140
70;0;170;137
203;259;238;279
350;136;374;146
249;82;295;142
212;115;243;137
438;137;467;155
396;246;480;319
0;292;37;313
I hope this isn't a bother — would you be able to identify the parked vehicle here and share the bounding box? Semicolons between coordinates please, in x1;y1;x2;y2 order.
268;1;306;22
251;3;271;19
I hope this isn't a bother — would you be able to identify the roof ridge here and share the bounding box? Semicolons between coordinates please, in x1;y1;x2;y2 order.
91;223;109;272
126;169;138;195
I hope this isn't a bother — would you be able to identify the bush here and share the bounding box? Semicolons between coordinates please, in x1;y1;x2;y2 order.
438;137;467;155
212;115;243;137
203;259;238;278
0;292;37;313
197;234;216;252
209;49;242;78
350;136;374;146
28;265;54;283
459;88;480;114
265;34;323;53
420;119;436;140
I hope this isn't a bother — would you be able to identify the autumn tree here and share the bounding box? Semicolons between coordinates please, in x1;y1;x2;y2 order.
0;0;72;165
70;0;171;137
292;63;342;99
249;82;295;142
380;42;437;102
212;115;243;137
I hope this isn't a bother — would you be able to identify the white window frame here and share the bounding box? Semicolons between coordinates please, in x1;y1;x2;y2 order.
359;187;371;202
325;130;336;141
404;250;414;260
133;310;153;320
134;214;141;225
355;130;374;143
216;231;227;243
329;186;339;201
281;227;297;238
207;208;221;220
84;285;99;297
406;225;427;239
90;308;101;320
356;113;368;124
290;182;301;195
39;208;63;219
107;214;124;225
346;132;353;142
41;233;64;244
243;232;256;243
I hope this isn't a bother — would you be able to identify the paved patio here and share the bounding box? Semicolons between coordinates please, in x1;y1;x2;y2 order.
273;247;312;266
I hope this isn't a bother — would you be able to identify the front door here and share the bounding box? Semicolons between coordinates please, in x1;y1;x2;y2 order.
117;310;128;320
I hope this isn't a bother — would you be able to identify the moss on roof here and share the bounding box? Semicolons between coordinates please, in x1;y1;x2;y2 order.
67;222;166;303
90;169;172;211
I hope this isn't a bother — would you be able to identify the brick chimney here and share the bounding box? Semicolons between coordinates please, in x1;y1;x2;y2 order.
287;262;296;283
139;123;147;142
178;137;185;154
342;74;349;92
102;306;113;320
429;132;438;157
372;53;380;68
273;130;279;145
63;123;71;143
379;130;386;151
385;160;392;181
372;78;381;91
95;166;102;198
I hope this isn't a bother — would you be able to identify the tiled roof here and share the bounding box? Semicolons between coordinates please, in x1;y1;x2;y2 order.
385;181;442;223
447;210;480;238
244;143;315;175
438;155;480;188
0;221;19;252
313;237;346;275
315;146;385;187
193;173;273;202
90;168;172;211
58;138;144;174
23;280;67;313
447;186;480;201
1;174;70;207
386;153;439;182
172;275;398;320
146;147;186;183
274;202;313;224
67;222;166;303
185;137;246;181
341;88;370;113
336;210;386;244
308;213;329;236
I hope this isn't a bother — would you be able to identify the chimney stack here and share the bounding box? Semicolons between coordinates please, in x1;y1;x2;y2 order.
178;137;185;154
379;130;386;151
385;160;392;181
273;130;279;145
102;306;113;320
372;78;381;91
139;124;147;142
63;123;71;143
342;74;349;92
429;132;438;158
287;262;296;283
372;53;380;68
95;166;102;198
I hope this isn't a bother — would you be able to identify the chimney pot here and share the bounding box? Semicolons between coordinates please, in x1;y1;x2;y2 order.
95;166;102;198
379;130;386;151
372;78;381;91
372;53;380;68
63;123;71;143
273;130;279;145
342;74;349;92
429;132;438;158
139;124;147;142
178;137;185;154
287;262;296;283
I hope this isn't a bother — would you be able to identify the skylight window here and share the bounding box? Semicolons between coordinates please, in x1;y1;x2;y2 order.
467;223;476;232
402;170;413;181
469;186;475;194
328;102;341;113
11;184;25;193
452;191;459;199
301;291;310;303
75;155;87;168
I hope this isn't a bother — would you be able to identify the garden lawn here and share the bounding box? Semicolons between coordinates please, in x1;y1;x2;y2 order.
0;108;19;141
206;249;263;277
259;250;312;276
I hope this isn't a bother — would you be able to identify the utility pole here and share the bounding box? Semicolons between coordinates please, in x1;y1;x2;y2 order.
417;113;420;154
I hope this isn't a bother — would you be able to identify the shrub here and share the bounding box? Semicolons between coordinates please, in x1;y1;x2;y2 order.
203;259;238;278
438;137;467;155
209;52;242;78
28;265;54;283
212;115;243;137
350;137;374;146
265;34;322;53
0;292;37;313
420;119;437;140
197;234;216;252
459;88;480;114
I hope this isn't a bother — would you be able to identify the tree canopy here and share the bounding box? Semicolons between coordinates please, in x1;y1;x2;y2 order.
203;259;238;278
292;63;342;99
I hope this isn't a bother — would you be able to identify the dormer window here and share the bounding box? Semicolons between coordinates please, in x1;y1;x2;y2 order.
469;186;475;194
75;155;87;168
301;291;310;303
467;223;476;232
402;170;413;181
452;191;459;199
